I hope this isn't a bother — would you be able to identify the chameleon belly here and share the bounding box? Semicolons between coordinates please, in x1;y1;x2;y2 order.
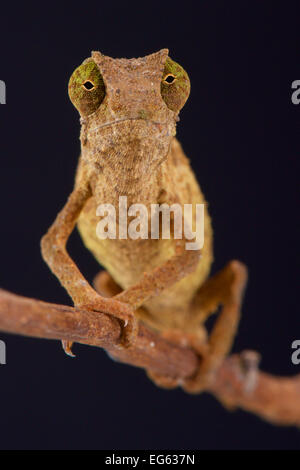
77;138;213;331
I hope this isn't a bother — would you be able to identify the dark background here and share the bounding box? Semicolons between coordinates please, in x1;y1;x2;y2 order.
0;1;299;450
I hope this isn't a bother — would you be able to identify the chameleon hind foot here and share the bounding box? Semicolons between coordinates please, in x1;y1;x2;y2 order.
147;261;247;394
182;260;248;393
147;328;209;390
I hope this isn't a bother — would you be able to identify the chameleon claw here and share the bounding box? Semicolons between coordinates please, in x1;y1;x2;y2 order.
62;340;76;357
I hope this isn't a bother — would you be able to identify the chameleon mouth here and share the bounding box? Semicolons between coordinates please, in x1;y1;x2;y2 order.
87;118;168;135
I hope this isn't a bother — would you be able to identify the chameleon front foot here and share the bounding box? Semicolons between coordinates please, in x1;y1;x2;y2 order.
60;303;138;355
77;292;139;349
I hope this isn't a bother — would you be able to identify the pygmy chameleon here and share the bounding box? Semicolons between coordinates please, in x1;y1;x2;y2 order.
41;49;247;392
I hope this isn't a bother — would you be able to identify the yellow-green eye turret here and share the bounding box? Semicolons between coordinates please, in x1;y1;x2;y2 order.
161;57;190;112
68;61;105;117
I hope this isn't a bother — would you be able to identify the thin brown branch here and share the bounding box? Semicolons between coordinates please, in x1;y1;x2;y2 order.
0;288;299;427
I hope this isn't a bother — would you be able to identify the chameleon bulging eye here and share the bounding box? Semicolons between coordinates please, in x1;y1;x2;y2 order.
161;57;190;113
68;61;105;117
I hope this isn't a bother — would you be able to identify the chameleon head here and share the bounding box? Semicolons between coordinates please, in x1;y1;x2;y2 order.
68;49;190;172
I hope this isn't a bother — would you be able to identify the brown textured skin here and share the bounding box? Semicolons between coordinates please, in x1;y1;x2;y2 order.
41;50;247;391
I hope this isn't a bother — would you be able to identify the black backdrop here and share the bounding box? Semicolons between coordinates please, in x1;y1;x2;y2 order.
0;1;299;450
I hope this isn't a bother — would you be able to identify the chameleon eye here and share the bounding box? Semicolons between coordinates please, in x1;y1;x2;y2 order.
68;61;105;117
161;57;190;113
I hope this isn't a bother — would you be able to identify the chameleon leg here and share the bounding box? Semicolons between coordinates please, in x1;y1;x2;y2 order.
146;328;209;390
41;188;138;354
113;239;201;309
93;270;158;329
182;260;248;393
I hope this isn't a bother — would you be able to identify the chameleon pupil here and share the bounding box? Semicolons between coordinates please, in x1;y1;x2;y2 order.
83;80;95;91
164;74;176;84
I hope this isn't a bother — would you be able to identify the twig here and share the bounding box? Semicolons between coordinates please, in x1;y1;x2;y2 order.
0;288;299;426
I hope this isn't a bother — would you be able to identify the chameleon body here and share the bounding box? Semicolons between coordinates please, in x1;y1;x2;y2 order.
41;49;247;392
